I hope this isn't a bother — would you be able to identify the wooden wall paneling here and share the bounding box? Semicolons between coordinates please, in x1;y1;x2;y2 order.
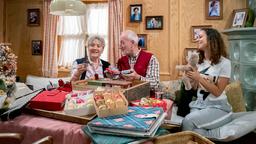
168;0;180;80
177;0;246;80
0;0;5;42
123;0;246;81
5;0;43;81
123;0;171;81
3;0;246;81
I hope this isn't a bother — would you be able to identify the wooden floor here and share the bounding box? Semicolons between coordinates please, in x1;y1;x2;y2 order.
214;132;256;144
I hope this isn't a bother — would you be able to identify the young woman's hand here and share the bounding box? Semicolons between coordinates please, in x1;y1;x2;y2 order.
186;67;201;82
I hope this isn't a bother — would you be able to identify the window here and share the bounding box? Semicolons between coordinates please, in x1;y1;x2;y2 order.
86;4;109;61
57;3;108;68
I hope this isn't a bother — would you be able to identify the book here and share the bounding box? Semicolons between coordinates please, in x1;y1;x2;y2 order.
88;112;166;137
82;126;169;144
87;107;166;137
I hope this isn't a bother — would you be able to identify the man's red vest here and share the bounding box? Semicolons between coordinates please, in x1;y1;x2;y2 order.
117;50;152;77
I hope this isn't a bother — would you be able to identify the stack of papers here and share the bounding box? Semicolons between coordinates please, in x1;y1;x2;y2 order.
87;106;166;137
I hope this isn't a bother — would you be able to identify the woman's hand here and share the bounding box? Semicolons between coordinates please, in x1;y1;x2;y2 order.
71;64;87;81
76;64;87;75
186;66;230;97
186;68;201;82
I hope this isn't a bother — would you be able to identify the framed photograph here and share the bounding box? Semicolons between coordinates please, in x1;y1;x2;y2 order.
130;4;142;22
183;48;198;64
231;9;248;28
205;0;223;20
27;9;40;26
146;16;163;30
138;34;147;50
191;25;212;42
32;40;42;55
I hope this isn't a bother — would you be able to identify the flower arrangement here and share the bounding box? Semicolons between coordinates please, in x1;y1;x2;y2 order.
0;44;17;86
0;43;17;109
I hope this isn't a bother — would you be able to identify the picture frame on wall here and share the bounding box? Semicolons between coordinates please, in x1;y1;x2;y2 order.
205;0;223;20
32;40;42;55
27;9;40;26
231;9;248;28
145;16;163;30
130;4;142;22
138;34;147;50
191;25;212;42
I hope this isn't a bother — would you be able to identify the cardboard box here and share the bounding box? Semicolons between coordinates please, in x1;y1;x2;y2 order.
123;80;150;102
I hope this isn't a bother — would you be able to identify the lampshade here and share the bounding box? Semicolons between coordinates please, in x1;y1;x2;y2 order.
50;0;86;16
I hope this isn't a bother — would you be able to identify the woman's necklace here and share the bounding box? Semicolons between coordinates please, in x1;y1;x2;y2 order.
92;62;99;80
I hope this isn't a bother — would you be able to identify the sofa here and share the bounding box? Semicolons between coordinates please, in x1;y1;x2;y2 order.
25;75;71;90
160;80;256;142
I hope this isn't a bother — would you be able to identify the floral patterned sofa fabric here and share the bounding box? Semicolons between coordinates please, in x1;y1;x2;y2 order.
159;80;181;100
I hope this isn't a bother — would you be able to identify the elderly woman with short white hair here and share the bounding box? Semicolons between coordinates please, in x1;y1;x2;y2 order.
71;35;110;81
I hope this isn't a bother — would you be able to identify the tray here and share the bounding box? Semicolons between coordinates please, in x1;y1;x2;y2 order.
87;79;132;88
25;107;96;125
72;80;150;102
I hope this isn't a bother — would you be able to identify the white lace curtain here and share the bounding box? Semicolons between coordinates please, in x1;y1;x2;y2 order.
57;3;108;67
57;16;86;67
86;3;108;61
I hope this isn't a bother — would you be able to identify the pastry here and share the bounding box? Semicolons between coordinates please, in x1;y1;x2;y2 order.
96;99;105;107
115;98;125;107
103;92;111;100
105;99;115;109
94;95;104;101
98;104;107;110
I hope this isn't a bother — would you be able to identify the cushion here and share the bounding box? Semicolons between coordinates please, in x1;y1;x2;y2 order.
25;75;70;90
225;81;246;112
197;112;233;130
208;111;256;142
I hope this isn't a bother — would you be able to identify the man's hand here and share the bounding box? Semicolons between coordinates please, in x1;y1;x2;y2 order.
122;69;141;81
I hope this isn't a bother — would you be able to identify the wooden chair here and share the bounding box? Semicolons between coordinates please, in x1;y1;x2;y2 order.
0;133;23;144
32;136;53;144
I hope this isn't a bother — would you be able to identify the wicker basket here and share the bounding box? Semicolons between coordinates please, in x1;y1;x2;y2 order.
154;131;214;144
